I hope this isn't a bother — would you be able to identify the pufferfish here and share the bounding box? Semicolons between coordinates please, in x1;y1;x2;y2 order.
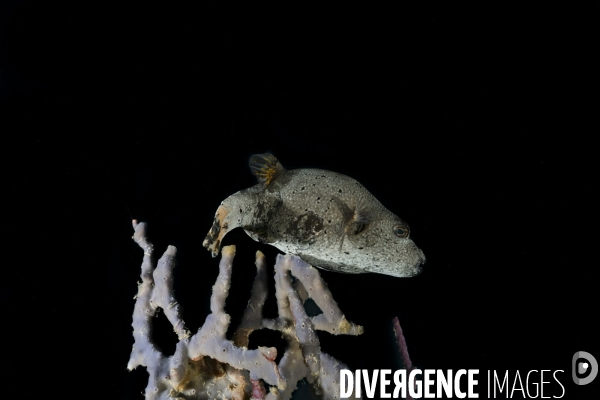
203;154;425;277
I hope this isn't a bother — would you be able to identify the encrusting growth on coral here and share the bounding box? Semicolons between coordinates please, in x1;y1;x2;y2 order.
128;220;363;399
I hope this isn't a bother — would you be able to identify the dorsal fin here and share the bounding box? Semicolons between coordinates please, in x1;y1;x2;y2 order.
249;153;286;187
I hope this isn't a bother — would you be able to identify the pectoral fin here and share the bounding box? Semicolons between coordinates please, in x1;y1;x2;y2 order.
333;196;371;251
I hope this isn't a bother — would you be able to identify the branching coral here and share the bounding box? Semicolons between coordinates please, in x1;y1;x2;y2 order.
127;220;363;399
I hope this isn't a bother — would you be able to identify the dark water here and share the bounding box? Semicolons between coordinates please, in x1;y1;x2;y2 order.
3;2;596;399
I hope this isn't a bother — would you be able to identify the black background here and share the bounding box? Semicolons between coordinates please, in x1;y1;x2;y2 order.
2;2;597;399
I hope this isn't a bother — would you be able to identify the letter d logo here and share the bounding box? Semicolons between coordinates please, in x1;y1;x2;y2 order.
572;351;598;385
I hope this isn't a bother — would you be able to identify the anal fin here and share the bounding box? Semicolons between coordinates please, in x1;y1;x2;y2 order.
243;225;270;244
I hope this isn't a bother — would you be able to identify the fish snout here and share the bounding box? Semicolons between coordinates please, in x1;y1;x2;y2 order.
402;241;425;277
411;247;426;276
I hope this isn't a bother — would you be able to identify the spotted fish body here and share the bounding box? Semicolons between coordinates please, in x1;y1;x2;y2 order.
203;154;425;277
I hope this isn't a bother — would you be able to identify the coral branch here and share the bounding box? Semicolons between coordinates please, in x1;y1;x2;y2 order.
233;251;269;348
280;255;364;336
187;246;284;389
127;221;362;399
393;316;415;400
392;316;413;372
151;246;190;340
128;220;159;372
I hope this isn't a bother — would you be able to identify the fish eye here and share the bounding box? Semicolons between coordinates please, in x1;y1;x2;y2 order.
393;225;409;238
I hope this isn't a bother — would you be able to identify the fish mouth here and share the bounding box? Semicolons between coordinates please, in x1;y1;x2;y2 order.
402;245;426;277
411;249;426;276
